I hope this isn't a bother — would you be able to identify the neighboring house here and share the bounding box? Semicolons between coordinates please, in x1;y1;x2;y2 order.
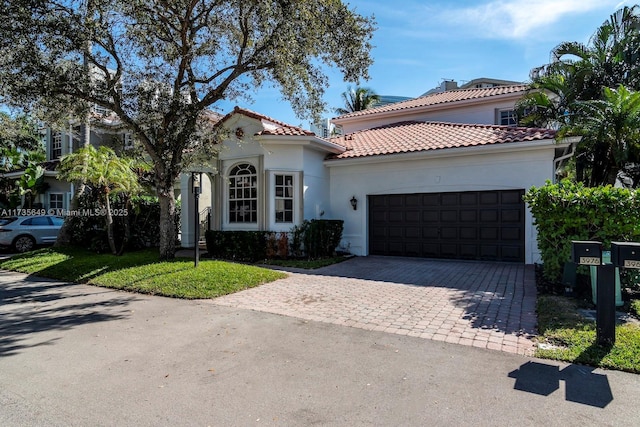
421;77;523;96
4;113;132;211
181;83;575;264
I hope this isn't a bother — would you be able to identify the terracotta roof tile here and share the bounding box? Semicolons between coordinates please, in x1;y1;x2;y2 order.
221;106;315;136
333;85;529;120
328;121;556;160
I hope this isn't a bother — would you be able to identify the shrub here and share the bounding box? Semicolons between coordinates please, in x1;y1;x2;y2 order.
524;180;640;282
205;230;267;262
303;219;344;258
65;194;174;252
205;219;344;261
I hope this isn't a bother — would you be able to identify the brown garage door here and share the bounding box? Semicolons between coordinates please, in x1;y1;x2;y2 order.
369;190;525;262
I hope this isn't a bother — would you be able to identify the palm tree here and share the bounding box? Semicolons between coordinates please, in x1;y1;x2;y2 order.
562;85;640;186
334;86;380;115
518;5;640;187
57;145;141;254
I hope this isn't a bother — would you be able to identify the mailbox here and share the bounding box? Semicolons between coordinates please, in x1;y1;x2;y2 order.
611;242;640;269
571;241;603;266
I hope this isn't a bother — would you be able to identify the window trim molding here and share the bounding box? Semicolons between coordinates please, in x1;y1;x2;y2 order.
496;108;517;126
266;169;303;231
221;157;264;231
48;192;65;210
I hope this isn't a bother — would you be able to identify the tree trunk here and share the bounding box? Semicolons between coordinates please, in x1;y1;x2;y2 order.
157;183;177;260
117;196;131;256
104;193;117;255
606;167;619;186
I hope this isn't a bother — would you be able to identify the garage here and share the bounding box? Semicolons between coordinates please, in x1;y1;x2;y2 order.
368;190;525;262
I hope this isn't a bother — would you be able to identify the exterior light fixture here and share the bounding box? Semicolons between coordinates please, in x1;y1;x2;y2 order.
350;196;358;211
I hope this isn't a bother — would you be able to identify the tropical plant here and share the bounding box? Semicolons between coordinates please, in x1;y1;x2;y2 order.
565;85;640;186
0;1;375;259
517;5;640;187
57;145;141;255
334;86;380;115
17;163;48;208
0;113;46;207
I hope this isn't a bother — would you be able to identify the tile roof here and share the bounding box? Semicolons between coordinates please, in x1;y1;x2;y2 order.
333;85;529;120
221;106;315;136
329;121;556;160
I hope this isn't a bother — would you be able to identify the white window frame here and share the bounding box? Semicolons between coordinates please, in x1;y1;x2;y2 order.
274;173;295;224
497;108;517;126
224;162;260;230
49;193;65;210
52;132;62;159
266;170;302;231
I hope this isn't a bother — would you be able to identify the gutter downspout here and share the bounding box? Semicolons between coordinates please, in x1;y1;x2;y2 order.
553;137;580;183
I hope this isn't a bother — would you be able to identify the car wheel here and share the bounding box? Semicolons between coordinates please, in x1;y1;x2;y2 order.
13;235;36;253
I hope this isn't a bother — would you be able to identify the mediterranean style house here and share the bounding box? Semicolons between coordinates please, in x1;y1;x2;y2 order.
180;81;575;264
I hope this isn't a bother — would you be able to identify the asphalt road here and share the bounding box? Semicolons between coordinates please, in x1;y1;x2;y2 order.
1;270;639;426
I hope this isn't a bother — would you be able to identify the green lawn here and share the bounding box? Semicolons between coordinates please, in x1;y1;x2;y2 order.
535;295;640;373
0;248;287;299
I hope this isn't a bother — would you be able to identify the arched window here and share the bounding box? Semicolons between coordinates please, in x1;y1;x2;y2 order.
228;163;257;223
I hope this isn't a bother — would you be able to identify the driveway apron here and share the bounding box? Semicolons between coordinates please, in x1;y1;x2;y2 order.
214;256;537;355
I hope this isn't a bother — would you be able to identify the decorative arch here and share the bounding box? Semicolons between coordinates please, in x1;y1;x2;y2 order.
228;163;258;223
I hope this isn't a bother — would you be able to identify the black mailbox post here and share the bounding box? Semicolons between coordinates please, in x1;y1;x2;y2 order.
611;242;640;269
571;241;614;347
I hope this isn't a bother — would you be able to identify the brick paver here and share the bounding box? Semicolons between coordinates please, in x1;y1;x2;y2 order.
213;256;537;355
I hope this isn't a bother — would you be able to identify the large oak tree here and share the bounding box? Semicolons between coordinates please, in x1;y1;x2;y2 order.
0;0;375;258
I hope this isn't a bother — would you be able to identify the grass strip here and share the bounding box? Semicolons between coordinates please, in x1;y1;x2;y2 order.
535;295;640;373
0;248;287;299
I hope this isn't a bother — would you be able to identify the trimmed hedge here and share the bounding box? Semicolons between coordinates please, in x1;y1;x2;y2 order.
204;231;267;262
524;180;640;282
205;219;344;261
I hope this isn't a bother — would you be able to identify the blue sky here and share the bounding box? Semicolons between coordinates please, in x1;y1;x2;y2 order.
219;0;636;129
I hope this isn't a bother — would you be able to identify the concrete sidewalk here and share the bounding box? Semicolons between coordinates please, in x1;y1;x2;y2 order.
0;270;638;426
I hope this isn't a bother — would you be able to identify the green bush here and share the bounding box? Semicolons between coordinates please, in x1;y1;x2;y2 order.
204;230;267;262
303;219;344;258
205;219;344;261
524;180;640;282
65;194;175;252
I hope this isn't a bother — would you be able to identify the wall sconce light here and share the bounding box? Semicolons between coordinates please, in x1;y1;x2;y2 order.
350;196;358;211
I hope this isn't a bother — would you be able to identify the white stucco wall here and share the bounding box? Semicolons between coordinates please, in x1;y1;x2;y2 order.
302;148;332;220
327;141;558;264
180;114;335;243
336;98;521;134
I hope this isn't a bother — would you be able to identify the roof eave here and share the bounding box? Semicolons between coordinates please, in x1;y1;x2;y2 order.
255;134;345;154
331;90;529;125
324;138;560;167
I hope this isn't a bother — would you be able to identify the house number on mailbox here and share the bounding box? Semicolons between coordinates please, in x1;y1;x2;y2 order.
625;260;640;268
579;257;601;266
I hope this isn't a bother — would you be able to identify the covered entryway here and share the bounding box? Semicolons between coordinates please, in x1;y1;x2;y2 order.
368;190;525;262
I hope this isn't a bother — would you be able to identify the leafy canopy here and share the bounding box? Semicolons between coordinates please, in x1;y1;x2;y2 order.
0;0;376;258
334;86;380;115
517;5;640;187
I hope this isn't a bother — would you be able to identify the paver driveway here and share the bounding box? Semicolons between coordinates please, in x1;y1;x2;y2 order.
214;256;537;355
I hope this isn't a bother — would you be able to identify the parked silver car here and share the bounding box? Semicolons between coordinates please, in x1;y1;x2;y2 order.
0;215;64;253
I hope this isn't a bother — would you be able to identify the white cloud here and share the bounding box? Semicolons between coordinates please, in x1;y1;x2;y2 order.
437;0;621;39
